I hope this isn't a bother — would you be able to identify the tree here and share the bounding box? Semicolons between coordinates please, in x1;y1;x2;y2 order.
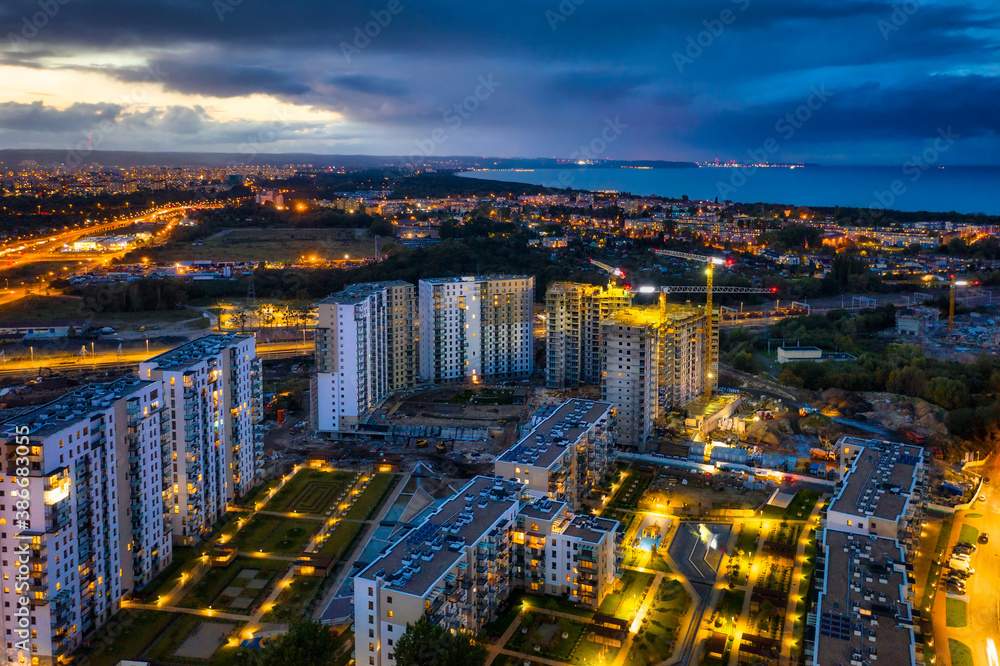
238;619;344;665
393;616;487;666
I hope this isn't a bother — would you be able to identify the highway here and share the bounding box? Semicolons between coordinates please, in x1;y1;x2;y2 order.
0;340;313;377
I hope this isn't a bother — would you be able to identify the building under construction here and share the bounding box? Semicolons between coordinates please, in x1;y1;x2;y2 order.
545;282;633;389
600;303;714;448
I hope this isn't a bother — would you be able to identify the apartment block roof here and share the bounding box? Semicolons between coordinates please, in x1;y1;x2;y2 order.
814;530;915;666
141;333;252;371
498;399;612;470
358;475;523;597
563;515;618;544
1;378;157;438
318;281;413;306
829;437;924;523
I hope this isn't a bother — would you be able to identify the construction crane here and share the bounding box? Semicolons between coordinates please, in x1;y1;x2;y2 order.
949;279;968;332
652;249;733;399
589;259;625;284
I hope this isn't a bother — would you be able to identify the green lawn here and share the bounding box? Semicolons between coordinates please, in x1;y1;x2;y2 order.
179;558;287;610
0;294;200;327
626;578;691;666
506;616;587;662
345;473;397;520
957;523;979;544
946;598;967;627
762;490;821;520
716;589;746;631
267;468;358;515
318;520;364;558
950;639;974;666
133;546;202;602
522;594;596;620
68;609;177;666
146;613;243;665
260;577;322;623
598;569;654;619
230;514;319;554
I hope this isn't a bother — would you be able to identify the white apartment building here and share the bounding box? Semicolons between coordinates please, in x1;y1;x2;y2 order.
0;379;171;665
495;399;615;511
418;276;534;383
354;476;621;666
601;304;707;448
808;437;925;666
545;282;633;389
139;334;262;545
312;282;416;434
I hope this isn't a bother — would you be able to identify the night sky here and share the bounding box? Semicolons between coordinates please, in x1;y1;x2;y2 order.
0;0;997;163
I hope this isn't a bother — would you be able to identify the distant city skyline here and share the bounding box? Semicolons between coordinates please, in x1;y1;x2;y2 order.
0;0;998;164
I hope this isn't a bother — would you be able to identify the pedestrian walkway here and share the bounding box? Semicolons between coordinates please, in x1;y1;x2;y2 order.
485;614;523;666
122;601;250;622
777;503;823;665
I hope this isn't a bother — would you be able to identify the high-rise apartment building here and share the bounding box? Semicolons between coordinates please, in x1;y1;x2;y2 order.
601;304;707;448
139;334;262;545
418;276;534;383
354;476;620;666
545;282;632;389
0;379;172;665
312;282;417;434
495;399;615;511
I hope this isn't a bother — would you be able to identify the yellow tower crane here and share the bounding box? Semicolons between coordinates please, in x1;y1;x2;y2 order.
949;279;968;332
653;249;727;399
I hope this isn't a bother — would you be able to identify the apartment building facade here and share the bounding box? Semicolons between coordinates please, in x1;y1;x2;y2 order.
545;282;632;389
354;477;620;666
601;304;707;448
312;282;417;434
418;276;534;383
139;334;263;545
0;379;172;665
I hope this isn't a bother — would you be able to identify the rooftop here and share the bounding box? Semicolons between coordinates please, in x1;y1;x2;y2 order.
814;530;915;666
829;437;924;523
518;497;567;522
419;275;531;285
141;333;252;371
1;378;157;438
498;399;612;470
563;514;619;544
318;281;412;306
358;476;523;597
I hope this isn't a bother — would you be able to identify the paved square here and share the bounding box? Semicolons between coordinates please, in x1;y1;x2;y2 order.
246;578;267;589
174;622;234;659
230;597;254;610
222;586;243;597
236;569;258;579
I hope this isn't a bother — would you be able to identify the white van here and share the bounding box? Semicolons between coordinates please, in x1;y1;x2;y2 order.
949;558;974;573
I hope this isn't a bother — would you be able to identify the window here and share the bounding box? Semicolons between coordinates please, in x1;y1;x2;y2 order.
387;610;394;619
387;596;393;604
369;643;375;651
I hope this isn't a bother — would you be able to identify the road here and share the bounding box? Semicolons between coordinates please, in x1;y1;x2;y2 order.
0;340;313;376
940;456;999;666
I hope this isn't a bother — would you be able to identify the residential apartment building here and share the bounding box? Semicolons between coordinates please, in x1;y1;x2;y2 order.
545;282;632;389
354;476;620;666
807;437;925;666
312;282;417;434
600;304;708;448
0;379;172;665
494;399;615;511
418;276;534;383
139;334;263;545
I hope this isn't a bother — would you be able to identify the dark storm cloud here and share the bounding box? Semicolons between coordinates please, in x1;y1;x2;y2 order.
1;0;998;161
0;101;122;132
324;74;410;97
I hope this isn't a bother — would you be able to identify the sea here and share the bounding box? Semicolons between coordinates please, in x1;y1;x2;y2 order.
457;165;1000;215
